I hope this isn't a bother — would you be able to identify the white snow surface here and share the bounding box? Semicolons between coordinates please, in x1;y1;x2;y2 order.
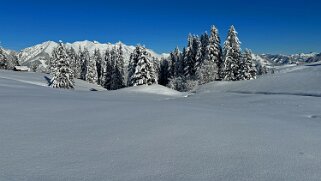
1;63;321;181
0;70;105;91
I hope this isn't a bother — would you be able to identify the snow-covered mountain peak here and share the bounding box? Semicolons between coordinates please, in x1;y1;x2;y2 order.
17;40;168;72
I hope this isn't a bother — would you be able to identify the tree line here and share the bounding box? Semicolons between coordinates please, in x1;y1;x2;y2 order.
159;25;264;91
50;25;266;91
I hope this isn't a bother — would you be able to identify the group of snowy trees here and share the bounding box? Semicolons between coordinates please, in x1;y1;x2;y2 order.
49;42;128;90
158;25;259;91
50;25;263;91
50;42;126;89
0;48;8;69
0;47;19;70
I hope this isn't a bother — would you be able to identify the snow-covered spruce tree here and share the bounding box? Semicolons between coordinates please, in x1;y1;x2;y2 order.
178;47;186;77
158;57;170;86
223;25;242;81
110;45;125;90
242;49;257;80
128;45;157;86
193;35;203;74
127;46;139;86
100;50;107;84
67;47;79;79
93;49;103;85
200;32;210;61
74;46;83;79
209;25;223;80
183;34;194;78
80;48;90;81
152;57;160;81
169;47;181;78
103;49;113;89
196;31;219;85
51;42;74;89
115;44;125;89
184;34;202;79
86;56;98;84
0;48;8;69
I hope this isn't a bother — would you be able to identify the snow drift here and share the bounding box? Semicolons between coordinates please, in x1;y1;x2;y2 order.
0;63;321;181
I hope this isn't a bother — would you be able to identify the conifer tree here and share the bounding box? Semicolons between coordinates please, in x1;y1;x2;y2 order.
209;26;223;80
200;32;210;61
223;25;242;81
104;49;113;89
0;48;8;69
93;49;103;85
169;47;181;78
109;45;125;90
67;47;79;78
184;35;201;79
193;35;203;76
178;47;186;77
128;45;157;86
242;49;257;80
184;34;194;78
114;44;125;88
51;41;74;89
86;56;98;84
196;31;218;84
159;58;170;86
80;48;90;81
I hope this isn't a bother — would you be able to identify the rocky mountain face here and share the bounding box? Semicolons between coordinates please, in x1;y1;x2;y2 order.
257;53;320;66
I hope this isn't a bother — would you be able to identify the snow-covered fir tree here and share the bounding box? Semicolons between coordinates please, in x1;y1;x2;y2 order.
93;49;103;85
193;35;203;73
183;34;194;78
103;49;113;89
158;57;170;86
67;47;80;79
169;47;181;78
196;31;217;84
0;48;8;69
200;32;210;61
209;26;223;80
128;45;157;86
116;45;125;88
110;45;125;90
223;25;242;81
178;47;186;77
242;49;257;80
51;41;74;89
184;35;202;79
80;48;90;81
86;56;98;84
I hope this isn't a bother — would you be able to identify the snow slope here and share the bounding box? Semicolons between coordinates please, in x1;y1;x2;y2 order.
0;70;106;91
1;63;321;181
196;62;321;97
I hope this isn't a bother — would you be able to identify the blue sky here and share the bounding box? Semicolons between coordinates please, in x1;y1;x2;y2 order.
0;0;320;54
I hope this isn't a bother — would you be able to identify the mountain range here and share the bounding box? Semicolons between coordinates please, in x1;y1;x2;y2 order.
16;40;168;72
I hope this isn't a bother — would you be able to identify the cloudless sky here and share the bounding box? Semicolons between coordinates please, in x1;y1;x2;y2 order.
0;0;321;54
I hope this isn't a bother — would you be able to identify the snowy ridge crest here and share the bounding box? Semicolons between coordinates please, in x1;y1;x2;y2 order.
18;40;168;71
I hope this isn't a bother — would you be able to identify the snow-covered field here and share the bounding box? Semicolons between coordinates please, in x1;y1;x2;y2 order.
1;63;321;181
